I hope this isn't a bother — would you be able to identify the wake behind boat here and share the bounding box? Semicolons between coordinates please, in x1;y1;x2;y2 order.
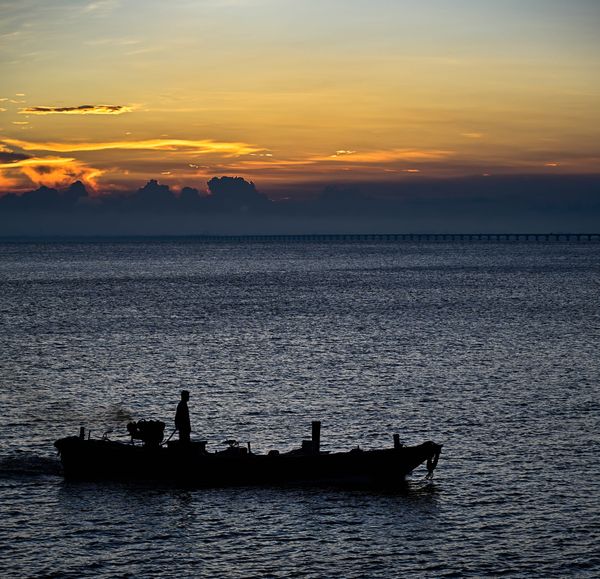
54;419;442;488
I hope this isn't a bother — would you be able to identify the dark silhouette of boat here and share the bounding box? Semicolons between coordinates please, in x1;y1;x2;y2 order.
54;421;442;488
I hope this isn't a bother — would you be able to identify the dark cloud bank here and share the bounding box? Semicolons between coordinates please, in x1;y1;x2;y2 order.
1;175;599;236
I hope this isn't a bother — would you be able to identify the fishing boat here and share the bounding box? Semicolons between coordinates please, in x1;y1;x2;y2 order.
54;421;442;488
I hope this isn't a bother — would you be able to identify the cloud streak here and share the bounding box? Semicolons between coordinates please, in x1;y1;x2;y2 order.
3;137;266;157
324;149;455;163
19;104;132;115
0;156;76;169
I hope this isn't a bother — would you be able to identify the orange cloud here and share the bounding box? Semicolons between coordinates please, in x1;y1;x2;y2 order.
3;137;265;157
0;156;104;190
0;171;19;190
19;104;133;115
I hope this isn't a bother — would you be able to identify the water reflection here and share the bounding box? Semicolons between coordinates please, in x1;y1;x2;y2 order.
2;240;598;577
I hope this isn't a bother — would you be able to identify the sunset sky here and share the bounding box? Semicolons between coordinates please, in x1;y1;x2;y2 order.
1;0;599;196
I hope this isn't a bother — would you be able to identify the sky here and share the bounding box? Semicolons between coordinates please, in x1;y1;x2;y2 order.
1;0;599;198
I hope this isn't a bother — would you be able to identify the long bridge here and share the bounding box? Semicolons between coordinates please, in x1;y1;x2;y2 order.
192;233;600;243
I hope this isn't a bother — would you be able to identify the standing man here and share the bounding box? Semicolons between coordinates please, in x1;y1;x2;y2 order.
175;390;191;444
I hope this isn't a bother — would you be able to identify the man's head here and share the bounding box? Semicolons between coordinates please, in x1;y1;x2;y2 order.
181;390;190;402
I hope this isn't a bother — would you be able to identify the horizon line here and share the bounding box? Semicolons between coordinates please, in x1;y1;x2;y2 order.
1;232;599;242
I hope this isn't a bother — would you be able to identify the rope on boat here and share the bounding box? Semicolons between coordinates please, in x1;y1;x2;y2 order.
163;429;177;445
426;447;441;480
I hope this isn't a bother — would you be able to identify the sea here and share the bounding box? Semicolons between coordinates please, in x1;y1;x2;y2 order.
0;239;598;578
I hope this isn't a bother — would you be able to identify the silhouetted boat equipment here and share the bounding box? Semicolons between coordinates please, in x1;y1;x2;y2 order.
54;421;442;488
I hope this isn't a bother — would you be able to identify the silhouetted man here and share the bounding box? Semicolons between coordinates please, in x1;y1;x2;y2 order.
175;390;191;444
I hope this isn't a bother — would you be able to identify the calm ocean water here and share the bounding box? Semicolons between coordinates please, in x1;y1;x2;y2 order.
0;239;598;578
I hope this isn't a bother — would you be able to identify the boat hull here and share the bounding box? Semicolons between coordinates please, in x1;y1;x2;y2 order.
54;437;442;488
